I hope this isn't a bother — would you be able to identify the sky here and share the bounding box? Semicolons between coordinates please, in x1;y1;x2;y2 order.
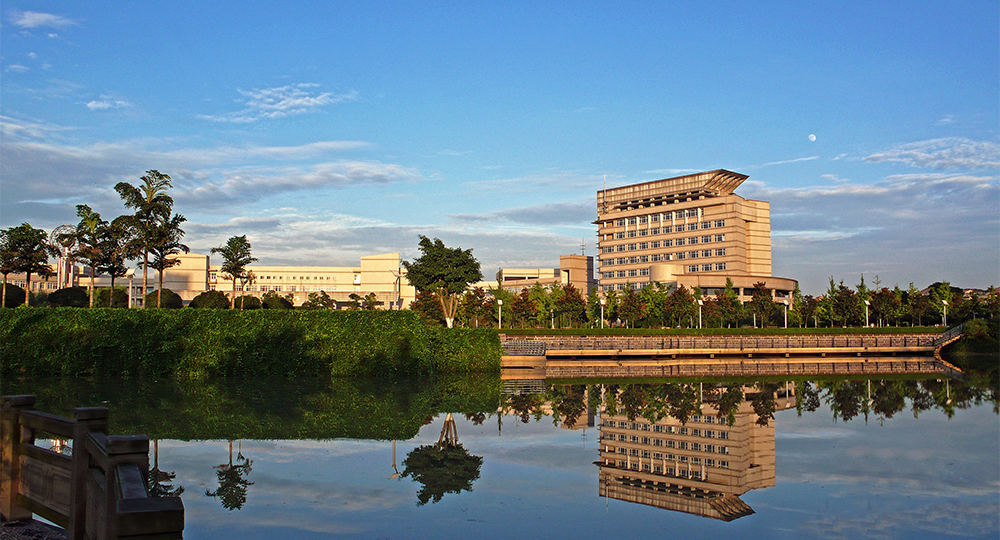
1;1;997;295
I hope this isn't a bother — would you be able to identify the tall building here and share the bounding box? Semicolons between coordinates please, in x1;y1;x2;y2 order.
595;170;796;301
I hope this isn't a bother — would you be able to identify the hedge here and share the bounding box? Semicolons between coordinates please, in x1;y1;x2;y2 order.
1;308;503;379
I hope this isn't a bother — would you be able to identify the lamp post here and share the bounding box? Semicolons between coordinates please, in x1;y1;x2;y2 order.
600;297;606;329
863;299;870;327
941;300;948;326
128;274;134;308
697;299;703;329
783;299;789;329
497;299;503;329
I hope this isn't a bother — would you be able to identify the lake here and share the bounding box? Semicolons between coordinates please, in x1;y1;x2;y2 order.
3;369;997;540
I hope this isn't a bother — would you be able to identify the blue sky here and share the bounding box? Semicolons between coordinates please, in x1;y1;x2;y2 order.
2;1;997;294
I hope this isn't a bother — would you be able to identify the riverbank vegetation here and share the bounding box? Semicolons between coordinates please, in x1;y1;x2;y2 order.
0;308;502;379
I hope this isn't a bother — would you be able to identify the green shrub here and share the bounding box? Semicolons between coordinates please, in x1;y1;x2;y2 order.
2;284;26;308
0;308;503;379
145;288;183;309
262;291;293;310
48;287;89;308
234;295;262;310
189;290;230;309
94;287;129;308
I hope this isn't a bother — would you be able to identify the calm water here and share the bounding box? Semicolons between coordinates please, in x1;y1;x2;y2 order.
4;373;997;540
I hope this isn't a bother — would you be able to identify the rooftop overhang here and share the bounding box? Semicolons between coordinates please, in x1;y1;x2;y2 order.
597;169;750;215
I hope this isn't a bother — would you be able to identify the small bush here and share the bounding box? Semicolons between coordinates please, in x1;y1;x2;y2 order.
2;284;26;308
234;295;262;310
262;292;293;310
48;287;89;308
94;287;129;308
145;289;183;309
189;290;230;309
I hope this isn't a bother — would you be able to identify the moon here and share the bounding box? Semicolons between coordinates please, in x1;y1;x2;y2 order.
808;134;817;142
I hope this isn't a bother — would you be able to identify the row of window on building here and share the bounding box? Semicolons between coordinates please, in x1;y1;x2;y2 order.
607;209;716;227
613;446;732;468
608;221;725;240
614;460;730;475
602;234;727;254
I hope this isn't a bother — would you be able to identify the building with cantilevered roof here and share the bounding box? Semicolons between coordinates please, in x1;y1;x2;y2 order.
595;170;797;302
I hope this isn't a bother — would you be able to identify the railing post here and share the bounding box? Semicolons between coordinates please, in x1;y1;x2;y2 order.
69;407;108;540
104;435;150;539
1;395;36;521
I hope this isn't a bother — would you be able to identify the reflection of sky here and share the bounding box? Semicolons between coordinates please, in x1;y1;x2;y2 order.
157;404;999;540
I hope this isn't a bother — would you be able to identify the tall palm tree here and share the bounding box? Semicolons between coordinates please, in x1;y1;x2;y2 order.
95;217;137;307
211;236;257;309
66;205;106;307
2;223;57;306
148;214;190;308
115;170;174;308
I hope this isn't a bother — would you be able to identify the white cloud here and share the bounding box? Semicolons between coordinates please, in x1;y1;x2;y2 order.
6;64;30;73
864;137;1000;170
85;96;132;110
199;84;357;123
11;11;78;29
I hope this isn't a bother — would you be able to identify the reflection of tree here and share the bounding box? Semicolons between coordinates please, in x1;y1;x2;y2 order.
148;439;184;498
206;440;253;511
750;382;780;426
402;413;484;506
549;385;587;427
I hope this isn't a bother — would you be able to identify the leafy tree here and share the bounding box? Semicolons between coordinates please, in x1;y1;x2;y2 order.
205;441;253;511
347;292;362;310
667;285;695;327
2;284;25;308
715;278;741;328
401;236;482;328
458;287;491;327
984;286;1000;319
869;287;901;327
401;414;483;506
527;282;553;327
639;282;672;327
115;170;174;307
0;230;14;308
2;223;57;306
555;283;587;328
929;281;955;324
189;290;230;309
362;292;383;310
827;278;860;327
410;289;445;326
748;281;775;327
906;283;931;326
211;236;258;309
261;291;293;309
303;291;336;310
618;284;644;328
510;288;536;328
147;214;189;308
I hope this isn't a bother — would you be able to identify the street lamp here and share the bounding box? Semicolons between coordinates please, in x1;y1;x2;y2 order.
498;299;503;329
863;299;870;327
941;300;948;326
600;297;606;329
782;299;789;329
697;299;703;329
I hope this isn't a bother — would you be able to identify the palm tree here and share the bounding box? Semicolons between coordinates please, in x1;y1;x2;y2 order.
115;170;174;307
211;236;257;309
66;205;107;307
95;217;137;307
2;223;57;306
147;214;190;308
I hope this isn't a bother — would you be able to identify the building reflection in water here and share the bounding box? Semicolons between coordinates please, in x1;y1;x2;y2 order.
595;383;796;521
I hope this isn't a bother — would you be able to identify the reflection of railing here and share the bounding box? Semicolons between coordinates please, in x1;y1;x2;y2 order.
503;334;946;351
0;395;184;539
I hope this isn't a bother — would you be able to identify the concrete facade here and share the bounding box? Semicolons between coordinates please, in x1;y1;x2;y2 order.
475;254;597;295
596;169;797;301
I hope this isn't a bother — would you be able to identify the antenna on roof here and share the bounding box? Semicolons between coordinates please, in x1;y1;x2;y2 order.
580;238;586;255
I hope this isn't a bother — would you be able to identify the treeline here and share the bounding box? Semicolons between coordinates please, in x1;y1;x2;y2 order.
0;309;503;379
413;278;1000;330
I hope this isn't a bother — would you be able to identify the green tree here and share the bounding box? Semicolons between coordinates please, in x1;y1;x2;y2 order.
115;170;174;307
2;223;57;306
618;284;645;328
401;236;482;328
748;281;775;327
715;278;741;328
261;291;293;309
95;218;137;307
64;205;106;307
929;281;955;325
303;291;336;310
667;285;696;327
905;283;931;326
211;236;258;309
555;283;587;328
870;287;901;328
147;214;189;308
0;230;16;308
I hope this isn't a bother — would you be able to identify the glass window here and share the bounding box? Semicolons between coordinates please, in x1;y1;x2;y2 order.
627;230;636;238
715;234;725;242
702;235;712;243
639;256;649;263
676;238;685;246
690;251;699;258
639;242;648;250
627;243;637;251
688;223;698;231
627;269;638;277
677;252;686;260
702;250;712;258
650;227;660;235
639;268;649;276
615;219;625;226
663;226;673;233
663;239;673;247
715;248;726;256
715;263;727;271
628;217;637;225
616;271;626;278
639;216;648;224
651;241;660;248
651;214;660;222
615;232;626;239
689;265;699;272
663;253;673;261
638;229;648;237
701;222;711;229
690;237;698;245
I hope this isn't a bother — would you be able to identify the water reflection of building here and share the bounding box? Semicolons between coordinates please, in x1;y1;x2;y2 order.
596;384;796;521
